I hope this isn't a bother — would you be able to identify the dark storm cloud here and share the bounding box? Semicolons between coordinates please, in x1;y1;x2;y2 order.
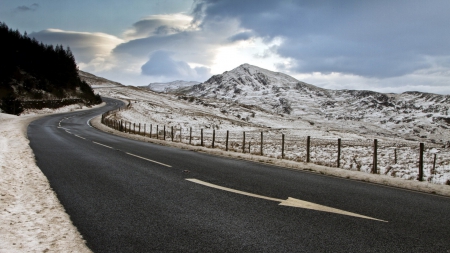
227;31;254;42
15;3;39;12
193;0;450;78
141;50;211;81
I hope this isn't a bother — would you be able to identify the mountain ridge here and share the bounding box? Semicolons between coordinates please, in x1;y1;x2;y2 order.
172;63;449;144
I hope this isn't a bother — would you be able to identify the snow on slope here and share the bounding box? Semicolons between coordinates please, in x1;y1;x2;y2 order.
97;82;450;185
147;80;200;93
79;70;123;88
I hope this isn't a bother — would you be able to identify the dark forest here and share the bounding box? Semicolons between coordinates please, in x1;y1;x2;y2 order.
0;22;101;115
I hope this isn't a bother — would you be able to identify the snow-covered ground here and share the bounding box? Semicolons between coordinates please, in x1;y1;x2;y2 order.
147;80;200;93
98;85;450;185
0;103;104;252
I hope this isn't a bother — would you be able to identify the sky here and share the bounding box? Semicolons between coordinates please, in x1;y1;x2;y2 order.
2;0;450;94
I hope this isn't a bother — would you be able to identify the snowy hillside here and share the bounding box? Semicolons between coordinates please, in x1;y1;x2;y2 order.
96;73;450;185
176;64;450;145
79;70;123;88
147;80;200;93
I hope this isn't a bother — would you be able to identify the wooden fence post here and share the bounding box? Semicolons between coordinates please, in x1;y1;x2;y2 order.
432;153;436;174
201;129;204;146
139;123;141;135
260;132;263;156
144;124;146;136
133;123;135;134
212;129;215;148
306;136;310;163
156;125;159;139
189;127;192;145
282;134;285;159
163;125;166;140
226;130;229;151
171;126;174;141
394;148;397;164
372;139;378;174
337;138;341;168
150;124;152;138
418;143;424;181
242;131;246;153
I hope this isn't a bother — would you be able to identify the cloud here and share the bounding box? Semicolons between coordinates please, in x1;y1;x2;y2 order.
193;0;450;79
123;14;194;40
114;15;245;66
15;3;39;12
30;29;123;67
141;51;211;82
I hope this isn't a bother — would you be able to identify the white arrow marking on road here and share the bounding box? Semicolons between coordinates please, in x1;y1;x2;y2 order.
186;178;387;222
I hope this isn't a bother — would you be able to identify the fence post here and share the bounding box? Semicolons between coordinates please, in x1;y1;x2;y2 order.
171;126;174;141
418;143;424;181
432;153;436;174
156;125;159;139
138;123;141;135
133;123;136;134
306;136;310;163
372;139;378;174
190;127;192;145
201;129;204;146
337;138;341;168
226;130;229;151
150;124;152;138
282;134;285;159
394;148;397;164
164;125;166;140
212;129;215;148
242;131;246;153
260;132;263;156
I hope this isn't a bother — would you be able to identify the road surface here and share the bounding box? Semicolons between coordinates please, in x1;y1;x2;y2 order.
28;98;450;252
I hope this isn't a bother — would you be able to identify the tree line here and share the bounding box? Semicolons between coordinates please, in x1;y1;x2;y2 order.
0;22;101;115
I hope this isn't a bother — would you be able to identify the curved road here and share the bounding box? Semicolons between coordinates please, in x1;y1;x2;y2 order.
28;98;450;252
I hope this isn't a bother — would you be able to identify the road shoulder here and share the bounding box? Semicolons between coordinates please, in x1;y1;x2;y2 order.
0;105;106;252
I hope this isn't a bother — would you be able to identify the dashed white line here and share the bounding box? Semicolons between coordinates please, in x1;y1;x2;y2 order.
93;141;114;149
125;152;172;168
75;135;85;140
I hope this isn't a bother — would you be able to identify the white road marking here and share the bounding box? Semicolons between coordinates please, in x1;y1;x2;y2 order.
75;135;85;140
186;178;387;222
93;141;114;149
87;117;95;128
125;152;172;168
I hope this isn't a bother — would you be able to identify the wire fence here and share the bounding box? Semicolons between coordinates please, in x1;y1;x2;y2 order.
101;107;450;185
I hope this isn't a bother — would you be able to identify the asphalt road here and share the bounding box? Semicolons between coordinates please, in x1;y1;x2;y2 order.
28;98;450;252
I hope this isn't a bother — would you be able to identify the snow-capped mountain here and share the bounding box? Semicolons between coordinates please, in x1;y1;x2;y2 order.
177;64;450;144
147;80;200;93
